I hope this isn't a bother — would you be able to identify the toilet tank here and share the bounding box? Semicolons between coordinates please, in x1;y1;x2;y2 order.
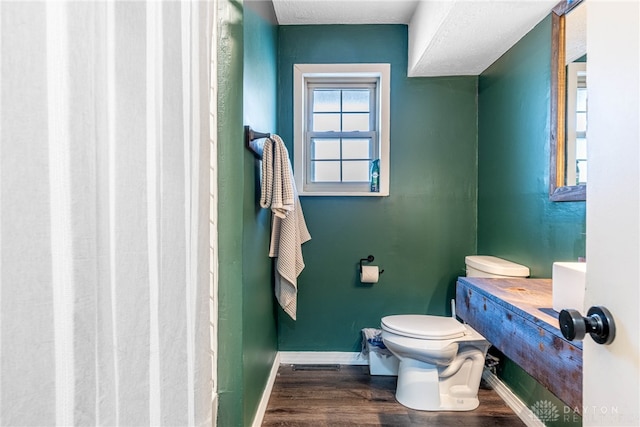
465;255;530;278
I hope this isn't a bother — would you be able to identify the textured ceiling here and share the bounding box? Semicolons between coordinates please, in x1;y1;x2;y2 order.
271;0;560;76
272;0;419;25
565;1;587;64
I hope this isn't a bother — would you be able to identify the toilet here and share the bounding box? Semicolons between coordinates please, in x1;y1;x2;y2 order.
381;255;529;411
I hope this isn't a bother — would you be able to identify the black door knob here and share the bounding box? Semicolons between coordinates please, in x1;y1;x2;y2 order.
558;306;616;345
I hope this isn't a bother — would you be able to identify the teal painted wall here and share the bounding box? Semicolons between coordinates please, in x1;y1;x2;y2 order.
478;16;585;426
477;15;586;278
217;1;279;425
216;0;244;423
242;1;279;424
277;25;478;351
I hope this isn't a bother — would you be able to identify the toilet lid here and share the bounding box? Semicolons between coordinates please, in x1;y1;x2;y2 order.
381;315;466;340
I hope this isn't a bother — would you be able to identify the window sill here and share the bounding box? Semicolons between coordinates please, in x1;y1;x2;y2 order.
299;190;389;197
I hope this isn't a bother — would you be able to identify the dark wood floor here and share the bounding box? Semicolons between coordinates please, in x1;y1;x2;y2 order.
262;365;526;426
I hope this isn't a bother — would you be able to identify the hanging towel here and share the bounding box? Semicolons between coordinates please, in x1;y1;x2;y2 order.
260;135;311;320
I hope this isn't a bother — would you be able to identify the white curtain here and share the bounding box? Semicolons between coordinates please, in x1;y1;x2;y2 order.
0;1;214;426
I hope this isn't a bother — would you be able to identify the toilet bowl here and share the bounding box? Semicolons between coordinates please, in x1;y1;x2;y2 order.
381;315;490;411
380;255;529;411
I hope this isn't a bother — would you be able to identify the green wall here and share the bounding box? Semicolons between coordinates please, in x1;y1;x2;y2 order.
216;0;244;423
217;0;279;425
277;25;478;351
478;15;586;277
477;16;585;426
242;1;279;424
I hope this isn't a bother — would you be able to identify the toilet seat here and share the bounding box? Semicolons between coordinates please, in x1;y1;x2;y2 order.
381;315;466;340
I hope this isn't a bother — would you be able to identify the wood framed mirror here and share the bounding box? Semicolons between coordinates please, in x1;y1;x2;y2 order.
550;0;587;202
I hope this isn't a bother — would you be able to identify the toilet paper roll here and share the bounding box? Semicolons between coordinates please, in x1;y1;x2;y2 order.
360;265;379;283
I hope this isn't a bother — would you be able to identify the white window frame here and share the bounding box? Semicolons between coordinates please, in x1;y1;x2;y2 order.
293;63;390;196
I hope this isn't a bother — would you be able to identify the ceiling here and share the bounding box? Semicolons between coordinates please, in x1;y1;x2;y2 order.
271;0;559;77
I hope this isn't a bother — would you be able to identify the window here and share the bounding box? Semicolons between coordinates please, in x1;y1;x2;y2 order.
293;64;390;196
566;62;587;185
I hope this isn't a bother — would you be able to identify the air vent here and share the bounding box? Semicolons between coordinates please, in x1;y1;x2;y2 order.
291;364;340;371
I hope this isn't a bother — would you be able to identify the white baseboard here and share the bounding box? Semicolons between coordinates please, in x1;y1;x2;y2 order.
482;369;544;427
278;351;368;365
251;352;281;427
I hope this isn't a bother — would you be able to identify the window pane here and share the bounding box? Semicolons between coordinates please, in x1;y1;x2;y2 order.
342;138;371;159
576;112;587;133
342;161;370;182
313;113;340;131
577;160;587;184
313;90;340;112
576;137;587;159
576;88;587;112
342;113;370;131
312;161;341;182
312;139;340;159
342;90;370;112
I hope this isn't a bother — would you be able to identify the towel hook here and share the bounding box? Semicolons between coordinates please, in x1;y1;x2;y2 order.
359;255;384;274
245;125;270;159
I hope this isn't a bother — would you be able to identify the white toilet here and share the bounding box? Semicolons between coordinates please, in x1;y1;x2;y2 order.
381;255;530;411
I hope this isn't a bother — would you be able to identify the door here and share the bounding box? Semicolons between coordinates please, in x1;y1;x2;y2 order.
584;2;640;426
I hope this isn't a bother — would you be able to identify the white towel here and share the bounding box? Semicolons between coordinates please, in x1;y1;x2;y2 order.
260;135;311;320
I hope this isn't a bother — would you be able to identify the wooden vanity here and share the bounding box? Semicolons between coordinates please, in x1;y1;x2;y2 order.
456;277;582;413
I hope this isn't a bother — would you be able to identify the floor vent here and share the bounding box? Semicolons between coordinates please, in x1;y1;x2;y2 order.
291;364;341;371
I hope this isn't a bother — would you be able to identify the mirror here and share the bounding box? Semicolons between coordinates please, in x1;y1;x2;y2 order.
550;0;587;201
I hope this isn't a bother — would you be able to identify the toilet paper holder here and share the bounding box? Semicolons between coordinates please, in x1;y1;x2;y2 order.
359;255;384;274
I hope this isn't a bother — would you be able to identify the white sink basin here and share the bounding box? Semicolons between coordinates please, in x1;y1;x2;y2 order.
552;262;586;313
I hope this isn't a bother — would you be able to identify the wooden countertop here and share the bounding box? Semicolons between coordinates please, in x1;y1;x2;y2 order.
456;277;581;349
456;276;583;413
